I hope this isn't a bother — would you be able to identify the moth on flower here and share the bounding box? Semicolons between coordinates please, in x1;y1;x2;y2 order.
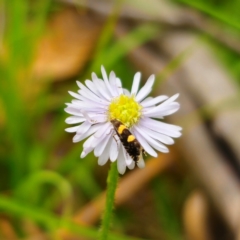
65;66;182;174
110;118;146;162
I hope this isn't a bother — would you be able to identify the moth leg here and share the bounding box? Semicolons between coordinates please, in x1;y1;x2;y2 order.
142;149;147;156
106;127;114;135
113;133;119;143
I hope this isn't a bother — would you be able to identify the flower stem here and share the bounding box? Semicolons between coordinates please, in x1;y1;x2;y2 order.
99;161;119;240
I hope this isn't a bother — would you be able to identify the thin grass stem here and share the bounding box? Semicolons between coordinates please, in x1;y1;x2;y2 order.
99;161;119;240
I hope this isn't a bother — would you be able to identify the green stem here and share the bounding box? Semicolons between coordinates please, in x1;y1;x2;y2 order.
99;161;119;240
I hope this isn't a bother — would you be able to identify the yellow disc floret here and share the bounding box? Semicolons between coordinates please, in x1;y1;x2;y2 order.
108;95;142;128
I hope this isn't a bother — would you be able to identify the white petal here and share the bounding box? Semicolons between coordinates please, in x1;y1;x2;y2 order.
81;110;107;124
134;126;169;153
85;79;104;99
115;78;123;95
101;66;115;97
128;161;135;170
83;135;95;149
84;132;107;150
73;123;103;143
71;99;82;105
141;95;168;107
109;73;122;96
80;110;92;123
109;71;119;97
91;73;112;101
143;94;180;116
85;124;112;149
160;93;179;107
126;156;133;166
123;89;131;96
132;129;157;157
117;146;127;174
77;80;109;104
97;136;112;165
81;147;93;158
140;118;182;138
69;93;108;107
98;151;109;165
89;115;108;123
109;72;115;85
77;81;98;97
110;138;119;162
94;133;112;157
65;125;79;133
137;156;145;168
101;66;108;82
138;125;174;145
67;102;106;112
64;106;83;117
75;95;108;108
68;91;82;100
135;75;155;102
123;149;133;166
144;102;180;117
131;72;141;95
78;89;105;104
147;138;169;153
85;80;109;104
92;133;109;149
68;99;102;107
94;122;112;138
76;121;92;135
140;97;153;104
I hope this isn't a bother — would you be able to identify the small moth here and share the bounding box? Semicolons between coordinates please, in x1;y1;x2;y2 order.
111;119;146;162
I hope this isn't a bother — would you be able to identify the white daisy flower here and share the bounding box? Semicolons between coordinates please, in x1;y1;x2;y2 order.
65;66;182;174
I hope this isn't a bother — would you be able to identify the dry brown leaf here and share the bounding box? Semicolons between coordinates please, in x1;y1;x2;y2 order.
33;7;103;80
0;217;18;240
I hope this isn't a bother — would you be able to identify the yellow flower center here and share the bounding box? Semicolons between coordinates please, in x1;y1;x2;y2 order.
108;95;142;128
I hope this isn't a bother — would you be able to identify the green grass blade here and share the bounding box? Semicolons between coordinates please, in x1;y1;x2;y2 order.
0;195;144;240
